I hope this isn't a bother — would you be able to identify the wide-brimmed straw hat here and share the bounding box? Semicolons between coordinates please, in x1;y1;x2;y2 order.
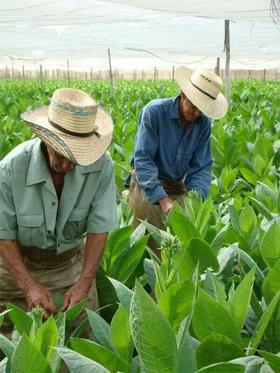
21;88;113;166
175;66;228;119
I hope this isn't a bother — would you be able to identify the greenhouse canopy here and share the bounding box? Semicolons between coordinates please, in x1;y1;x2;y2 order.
0;0;279;71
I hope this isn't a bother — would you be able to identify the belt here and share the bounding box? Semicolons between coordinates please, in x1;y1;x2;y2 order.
19;244;83;266
159;178;187;195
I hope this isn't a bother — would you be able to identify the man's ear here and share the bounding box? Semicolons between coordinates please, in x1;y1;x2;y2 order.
180;90;186;99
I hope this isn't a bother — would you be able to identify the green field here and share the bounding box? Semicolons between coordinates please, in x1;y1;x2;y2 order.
0;79;280;372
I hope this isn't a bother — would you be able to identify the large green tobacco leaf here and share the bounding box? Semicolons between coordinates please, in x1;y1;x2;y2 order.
248;290;280;354
252;154;267;177
248;196;274;221
86;309;116;352
203;270;227;308
109;277;133;314
218;166;238;193
258;350;280;372
177;326;198;373
184;238;219;274
196;362;245;372
262;258;280;303
177;267;199;373
129;281;179;373
65;300;86;322
0;333;15;361
196;334;243;369
158;280;195;331
237;249;265;287
0;358;8;372
260;220;280;268
33;317;57;361
239;204;257;235
256;182;278;209
103;226;131;272
110;304;133;362
71;338;130;373
230;355;264;368
239;167;258;185
56;347;110;373
50;313;66;373
96;270;118;322
194;198;214;239
11;334;52;373
229;268;255;331
6;303;33;336
110;235;148;284
167;206;200;247
192;289;241;345
253;136;274;161
144;258;156;291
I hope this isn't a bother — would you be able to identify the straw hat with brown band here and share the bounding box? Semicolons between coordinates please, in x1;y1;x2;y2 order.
175;66;228;120
21;88;113;166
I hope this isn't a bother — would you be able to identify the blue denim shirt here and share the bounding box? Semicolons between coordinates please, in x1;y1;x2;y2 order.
130;96;212;204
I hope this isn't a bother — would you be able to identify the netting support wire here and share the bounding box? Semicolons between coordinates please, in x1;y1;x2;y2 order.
224;20;231;105
108;48;114;89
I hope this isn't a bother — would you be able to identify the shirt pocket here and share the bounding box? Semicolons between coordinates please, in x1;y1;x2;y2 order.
63;208;88;241
17;214;45;247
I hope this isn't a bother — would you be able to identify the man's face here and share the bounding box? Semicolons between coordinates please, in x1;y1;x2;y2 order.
46;145;77;174
179;91;202;123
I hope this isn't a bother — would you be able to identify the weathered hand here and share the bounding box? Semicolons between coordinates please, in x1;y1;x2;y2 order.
61;279;91;311
24;283;57;318
159;196;174;215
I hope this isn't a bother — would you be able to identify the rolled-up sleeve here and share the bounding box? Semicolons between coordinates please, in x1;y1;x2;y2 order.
185;120;212;199
87;157;118;233
0;165;17;239
134;107;167;204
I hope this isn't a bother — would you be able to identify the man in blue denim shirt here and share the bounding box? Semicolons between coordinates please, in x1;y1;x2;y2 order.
128;67;228;241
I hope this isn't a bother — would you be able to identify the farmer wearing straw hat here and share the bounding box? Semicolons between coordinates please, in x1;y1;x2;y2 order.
127;67;228;251
0;88;118;333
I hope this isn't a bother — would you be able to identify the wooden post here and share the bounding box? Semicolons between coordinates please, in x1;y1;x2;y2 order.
5;65;8;79
215;57;221;76
172;66;175;81
263;69;266;82
224;20;231;105
22;65;25;80
154;67;157;81
39;64;43;83
107;48;113;89
66;59;70;85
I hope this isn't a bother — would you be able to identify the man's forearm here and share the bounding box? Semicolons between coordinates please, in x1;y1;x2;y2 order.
79;233;108;284
0;240;36;292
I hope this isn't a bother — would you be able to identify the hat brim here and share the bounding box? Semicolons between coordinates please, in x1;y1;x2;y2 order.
21;106;113;166
175;66;228;120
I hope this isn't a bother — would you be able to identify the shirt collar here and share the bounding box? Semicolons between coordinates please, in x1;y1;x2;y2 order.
26;138;103;186
26;139;50;186
80;154;104;174
170;95;180;120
